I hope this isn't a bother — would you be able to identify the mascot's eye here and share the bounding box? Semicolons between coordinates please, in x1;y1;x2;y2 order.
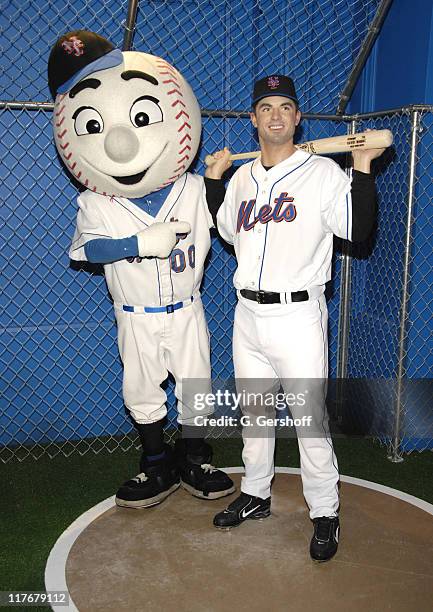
72;107;104;136
130;96;163;128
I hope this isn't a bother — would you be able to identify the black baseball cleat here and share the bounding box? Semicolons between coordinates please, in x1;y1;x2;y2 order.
213;492;271;529
310;516;340;562
174;439;236;500
115;444;180;509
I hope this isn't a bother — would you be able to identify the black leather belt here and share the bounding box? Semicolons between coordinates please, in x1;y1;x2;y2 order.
240;289;309;304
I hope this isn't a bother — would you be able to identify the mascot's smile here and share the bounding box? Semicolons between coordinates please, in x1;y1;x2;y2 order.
112;169;148;184
80;141;169;187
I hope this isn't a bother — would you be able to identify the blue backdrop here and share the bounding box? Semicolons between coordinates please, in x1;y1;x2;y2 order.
0;0;431;452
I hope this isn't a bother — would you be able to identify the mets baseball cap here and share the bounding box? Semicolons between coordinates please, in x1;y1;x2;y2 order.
252;75;298;107
47;30;123;99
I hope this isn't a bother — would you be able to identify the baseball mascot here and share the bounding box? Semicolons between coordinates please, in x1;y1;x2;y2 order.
48;31;234;508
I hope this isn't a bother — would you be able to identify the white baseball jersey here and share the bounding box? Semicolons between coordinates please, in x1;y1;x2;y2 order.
69;173;213;307
69;172;213;424
217;150;352;293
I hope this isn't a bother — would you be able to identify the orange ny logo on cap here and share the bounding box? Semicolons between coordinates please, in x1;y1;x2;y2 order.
267;76;280;89
61;36;84;57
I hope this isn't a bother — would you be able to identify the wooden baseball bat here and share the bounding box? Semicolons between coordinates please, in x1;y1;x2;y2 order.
204;129;393;165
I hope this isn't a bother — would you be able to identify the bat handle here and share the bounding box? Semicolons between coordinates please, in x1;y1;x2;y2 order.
205;151;261;165
229;152;261;161
204;154;215;167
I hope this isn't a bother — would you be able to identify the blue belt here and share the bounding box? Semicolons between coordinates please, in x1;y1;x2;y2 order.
122;296;194;314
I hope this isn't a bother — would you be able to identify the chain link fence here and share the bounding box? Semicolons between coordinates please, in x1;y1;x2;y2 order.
1;0;431;461
336;108;433;457
0;0;380;109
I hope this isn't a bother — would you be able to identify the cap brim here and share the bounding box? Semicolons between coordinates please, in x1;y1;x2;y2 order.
56;48;124;95
252;92;298;106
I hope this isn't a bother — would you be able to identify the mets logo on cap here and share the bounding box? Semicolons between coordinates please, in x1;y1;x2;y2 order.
61;35;85;57
267;76;280;89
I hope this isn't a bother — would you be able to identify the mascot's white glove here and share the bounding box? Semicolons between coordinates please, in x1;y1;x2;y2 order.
136;221;191;258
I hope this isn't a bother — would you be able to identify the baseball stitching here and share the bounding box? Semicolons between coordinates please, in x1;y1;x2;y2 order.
155;58;193;188
54;94;102;194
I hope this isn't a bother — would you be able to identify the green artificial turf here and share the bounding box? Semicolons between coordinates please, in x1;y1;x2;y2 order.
1;437;432;610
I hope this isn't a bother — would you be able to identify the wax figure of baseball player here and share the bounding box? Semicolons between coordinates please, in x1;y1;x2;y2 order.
47;30;234;508
205;75;384;561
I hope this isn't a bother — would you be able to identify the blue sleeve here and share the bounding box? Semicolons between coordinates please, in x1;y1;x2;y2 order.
84;236;139;264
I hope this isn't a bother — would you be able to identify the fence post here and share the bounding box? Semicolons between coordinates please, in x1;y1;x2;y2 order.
388;109;421;463
122;0;140;51
335;119;357;418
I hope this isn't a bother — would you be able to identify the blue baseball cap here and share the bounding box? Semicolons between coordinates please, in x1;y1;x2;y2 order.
252;75;298;107
48;30;123;99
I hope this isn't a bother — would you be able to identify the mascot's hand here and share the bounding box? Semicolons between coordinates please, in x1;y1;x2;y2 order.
136;221;191;258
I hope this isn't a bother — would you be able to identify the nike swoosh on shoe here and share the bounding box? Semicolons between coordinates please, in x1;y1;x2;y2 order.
240;505;261;519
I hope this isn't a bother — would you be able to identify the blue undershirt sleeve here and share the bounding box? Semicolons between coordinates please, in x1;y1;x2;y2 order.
84;236;139;264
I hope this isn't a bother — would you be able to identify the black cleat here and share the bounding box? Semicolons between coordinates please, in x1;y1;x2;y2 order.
213;492;271;529
115;444;180;509
310;516;340;562
174;439;235;500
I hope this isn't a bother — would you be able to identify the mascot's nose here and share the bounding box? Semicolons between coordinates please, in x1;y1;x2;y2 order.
104;126;140;163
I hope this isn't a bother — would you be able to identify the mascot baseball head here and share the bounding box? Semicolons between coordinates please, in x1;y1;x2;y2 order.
48;30;201;197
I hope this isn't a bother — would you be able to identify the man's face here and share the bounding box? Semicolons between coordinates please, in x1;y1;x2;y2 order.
250;96;301;146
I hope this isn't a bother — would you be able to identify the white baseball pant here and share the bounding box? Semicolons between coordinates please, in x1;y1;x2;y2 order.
115;297;212;425
233;293;339;519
